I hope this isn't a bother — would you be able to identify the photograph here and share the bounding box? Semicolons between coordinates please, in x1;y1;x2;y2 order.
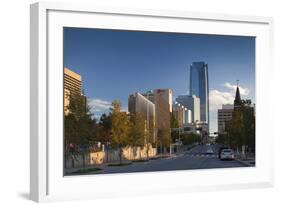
63;27;256;176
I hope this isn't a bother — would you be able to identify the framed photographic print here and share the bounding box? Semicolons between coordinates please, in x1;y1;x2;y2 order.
30;2;274;202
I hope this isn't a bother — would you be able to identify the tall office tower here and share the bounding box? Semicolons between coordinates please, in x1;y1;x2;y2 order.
176;95;200;123
190;62;209;124
64;67;82;115
218;104;234;134
128;92;156;142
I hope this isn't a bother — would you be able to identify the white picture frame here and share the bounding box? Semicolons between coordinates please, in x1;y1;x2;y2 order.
30;2;274;202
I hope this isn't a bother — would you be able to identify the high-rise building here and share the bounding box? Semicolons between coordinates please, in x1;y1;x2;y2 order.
128;92;156;142
128;92;156;120
189;62;209;124
152;89;171;135
64;67;82;115
64;67;82;96
218;104;234;134
143;89;173;113
176;95;200;123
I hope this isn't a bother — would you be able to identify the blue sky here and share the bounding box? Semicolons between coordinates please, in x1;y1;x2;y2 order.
64;27;255;133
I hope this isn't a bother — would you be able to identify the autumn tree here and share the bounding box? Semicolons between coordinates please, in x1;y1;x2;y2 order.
97;113;112;162
64;93;97;168
110;100;130;164
128;112;145;159
157;128;171;153
98;113;112;143
170;114;180;143
170;114;179;129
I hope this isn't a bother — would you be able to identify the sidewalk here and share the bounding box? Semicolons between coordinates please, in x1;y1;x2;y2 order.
65;153;176;174
234;153;255;167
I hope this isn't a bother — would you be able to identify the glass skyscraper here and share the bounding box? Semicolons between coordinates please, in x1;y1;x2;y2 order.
189;62;209;124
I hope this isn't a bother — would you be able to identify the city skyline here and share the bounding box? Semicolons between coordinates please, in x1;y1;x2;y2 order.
64;27;255;133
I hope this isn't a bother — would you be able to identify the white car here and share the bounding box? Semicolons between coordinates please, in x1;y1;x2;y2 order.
205;148;214;154
220;149;234;160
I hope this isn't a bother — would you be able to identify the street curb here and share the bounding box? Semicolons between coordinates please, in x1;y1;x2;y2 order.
235;158;253;167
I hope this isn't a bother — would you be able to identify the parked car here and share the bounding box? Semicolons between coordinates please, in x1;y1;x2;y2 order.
220;149;235;160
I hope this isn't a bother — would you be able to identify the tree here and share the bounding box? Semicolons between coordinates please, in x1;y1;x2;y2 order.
157;128;171;153
170;114;180;143
145;116;156;160
128;112;145;159
215;133;228;145
180;133;201;145
98;113;112;162
64;93;97;168
171;129;180;143
110;100;130;164
170;114;179;129
98;113;111;143
225;101;255;153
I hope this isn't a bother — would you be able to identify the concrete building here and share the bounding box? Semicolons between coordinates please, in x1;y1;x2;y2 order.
142;89;173;113
185;109;192;124
128;92;156;142
141;89;172;142
176;95;200;123
218;104;234;134
64;67;82;115
172;102;187;127
182;121;208;137
64;67;82;96
160;89;173;113
153;89;171;136
172;102;192;126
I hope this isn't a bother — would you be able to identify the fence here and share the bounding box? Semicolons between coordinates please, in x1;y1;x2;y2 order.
65;145;157;168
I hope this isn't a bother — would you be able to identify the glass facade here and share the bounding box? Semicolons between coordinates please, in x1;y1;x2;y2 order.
176;95;200;123
189;62;209;124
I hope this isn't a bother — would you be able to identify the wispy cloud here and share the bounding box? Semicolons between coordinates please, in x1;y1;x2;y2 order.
223;82;249;96
209;82;250;111
88;99;128;119
88;98;112;113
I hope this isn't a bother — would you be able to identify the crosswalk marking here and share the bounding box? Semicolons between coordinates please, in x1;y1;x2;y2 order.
184;153;219;158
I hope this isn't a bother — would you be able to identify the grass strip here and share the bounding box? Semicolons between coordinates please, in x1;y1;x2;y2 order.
108;162;132;167
132;159;149;162
72;167;102;174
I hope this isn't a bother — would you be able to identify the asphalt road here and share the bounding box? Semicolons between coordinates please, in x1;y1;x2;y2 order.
92;144;245;175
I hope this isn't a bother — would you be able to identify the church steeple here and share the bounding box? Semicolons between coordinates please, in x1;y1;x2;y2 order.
234;80;242;109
